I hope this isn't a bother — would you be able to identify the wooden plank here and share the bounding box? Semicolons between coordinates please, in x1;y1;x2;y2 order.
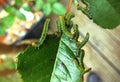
70;7;120;82
72;8;120;72
83;44;120;82
106;26;120;44
106;25;120;38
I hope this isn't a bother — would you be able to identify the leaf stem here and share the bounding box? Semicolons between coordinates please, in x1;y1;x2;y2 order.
66;0;73;17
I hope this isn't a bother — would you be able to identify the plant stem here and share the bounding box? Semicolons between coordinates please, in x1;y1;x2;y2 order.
66;0;73;17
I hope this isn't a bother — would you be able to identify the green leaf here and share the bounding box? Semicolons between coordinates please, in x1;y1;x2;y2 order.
47;0;57;3
108;0;120;14
22;3;32;11
50;33;88;82
15;0;22;6
35;0;44;10
88;0;120;29
0;27;6;36
50;34;79;82
1;15;15;27
52;2;66;16
16;11;26;20
43;3;52;16
0;15;15;35
4;5;15;14
17;35;60;82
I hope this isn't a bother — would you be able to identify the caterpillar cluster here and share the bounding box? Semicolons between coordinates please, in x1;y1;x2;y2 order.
31;1;91;81
56;12;91;81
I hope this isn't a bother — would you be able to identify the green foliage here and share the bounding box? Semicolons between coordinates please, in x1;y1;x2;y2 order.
52;2;66;16
15;0;22;6
0;5;16;36
0;28;5;36
17;35;60;82
0;5;27;36
80;0;120;29
4;5;15;14
21;3;32;11
0;15;15;35
17;9;90;81
88;0;120;29
43;2;66;16
47;0;57;3
16;11;26;20
43;3;52;16
51;34;81;82
50;33;90;82
35;0;44;10
50;15;91;82
35;0;65;15
35;0;66;16
0;0;66;36
107;0;120;14
2;0;120;81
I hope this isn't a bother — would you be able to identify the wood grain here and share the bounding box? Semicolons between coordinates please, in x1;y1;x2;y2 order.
72;6;120;82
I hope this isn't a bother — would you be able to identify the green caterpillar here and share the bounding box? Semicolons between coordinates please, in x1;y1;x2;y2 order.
32;18;50;49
